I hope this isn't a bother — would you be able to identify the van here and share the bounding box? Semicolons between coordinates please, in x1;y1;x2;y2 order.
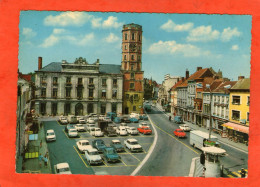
68;115;77;124
174;116;183;124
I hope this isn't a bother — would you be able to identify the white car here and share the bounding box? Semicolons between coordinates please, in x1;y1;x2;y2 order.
75;124;85;132
76;140;92;153
85;148;103;165
130;113;139;119
54;163;72;174
46;129;56;142
103;117;112;123
79;118;86;124
86;123;96;131
116;126;128;136
124;139;143;152
87;118;95;124
94;128;104;137
59;116;68;124
120;123;127;127
99;115;105;120
140;122;149;127
76;116;82;121
126;127;138;135
108;124;117;130
68;128;78;138
179;124;191;132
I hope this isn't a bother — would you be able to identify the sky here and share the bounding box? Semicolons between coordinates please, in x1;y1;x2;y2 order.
19;11;252;83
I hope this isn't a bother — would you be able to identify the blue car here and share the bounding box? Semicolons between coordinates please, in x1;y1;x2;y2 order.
103;147;121;163
142;115;148;120
113;117;121;123
92;139;107;153
130;117;139;123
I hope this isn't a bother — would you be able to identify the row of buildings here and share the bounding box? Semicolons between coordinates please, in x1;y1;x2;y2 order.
158;67;250;144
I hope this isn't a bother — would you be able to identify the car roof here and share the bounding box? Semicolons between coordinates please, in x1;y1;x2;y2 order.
47;129;54;133
87;148;98;152
56;162;69;169
127;138;137;142
112;140;120;143
78;140;89;143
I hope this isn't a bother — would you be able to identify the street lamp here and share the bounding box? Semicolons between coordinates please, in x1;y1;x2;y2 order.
206;84;212;140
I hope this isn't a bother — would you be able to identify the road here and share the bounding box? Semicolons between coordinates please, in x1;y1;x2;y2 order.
136;105;248;177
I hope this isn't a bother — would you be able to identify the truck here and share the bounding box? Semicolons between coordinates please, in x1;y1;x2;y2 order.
68;115;77;124
190;130;220;150
98;121;108;132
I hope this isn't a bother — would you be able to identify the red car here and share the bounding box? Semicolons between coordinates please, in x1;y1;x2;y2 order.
174;129;186;138
137;125;152;135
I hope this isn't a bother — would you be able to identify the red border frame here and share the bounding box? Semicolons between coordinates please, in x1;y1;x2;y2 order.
0;0;259;186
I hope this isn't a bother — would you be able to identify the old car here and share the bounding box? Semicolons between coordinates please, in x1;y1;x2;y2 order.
113;117;121;123
102;147;121;163
179;124;191;132
68;128;78;138
46;129;56;142
76;140;92;153
59;116;68;124
137;125;152;135
54;163;72;174
85;148;103;165
75;123;86;132
116;126;128;136
87;117;95;124
78;118;86;124
129;117;139;123
124;138;143;152
104;126;117;137
174;129;186;138
103;117;112;123
126;127;138;135
122;116;131;123
65;124;75;133
108;124;117;130
94;128;104;137
110;139;124;152
92;139;107;153
130;113;139;119
86;123;96;132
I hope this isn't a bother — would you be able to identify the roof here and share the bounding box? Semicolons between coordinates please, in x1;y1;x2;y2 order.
177;68;213;88
18;72;32;82
170;78;186;91
37;62;122;74
231;78;250;90
128;138;138;142
203;79;222;92
213;81;237;93
201;147;226;155
112;140;120;143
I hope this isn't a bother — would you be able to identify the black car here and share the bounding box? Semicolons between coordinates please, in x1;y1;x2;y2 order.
92;139;107;153
65;124;75;133
104;126;117;137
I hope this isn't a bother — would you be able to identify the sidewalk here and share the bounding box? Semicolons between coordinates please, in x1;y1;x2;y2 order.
155;103;248;153
22;122;52;174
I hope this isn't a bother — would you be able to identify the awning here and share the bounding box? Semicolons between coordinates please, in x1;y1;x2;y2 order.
222;122;249;134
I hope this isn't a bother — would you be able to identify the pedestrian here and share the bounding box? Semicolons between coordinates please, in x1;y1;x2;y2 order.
38;154;43;167
241;168;246;178
169;116;172;121
44;156;48;167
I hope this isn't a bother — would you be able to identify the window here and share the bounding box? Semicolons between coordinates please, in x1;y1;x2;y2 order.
138;56;140;60
131;73;135;79
41;88;46;97
89;89;94;98
247;112;249;121
113;79;117;86
52;103;57;115
89;78;94;84
112;103;117;113
66;77;71;84
65;88;71;97
125;45;127;50
132;33;135;40
232;96;240;105
131;55;134;60
101;104;106;114
65;103;70;115
131;64;134;70
138;34;141;41
247;96;250;106
78;78;82;85
52;88;57;98
87;103;93;114
77;88;83;99
124;55;126;60
134;94;138;100
40;77;47;84
53;77;58;85
112;90;117;98
130;83;135;89
133;106;136;111
40;103;46;115
125;33;127;40
102;89;106;98
126;94;129;100
102;79;107;86
221;96;224;103
232;110;240;121
221;107;224;117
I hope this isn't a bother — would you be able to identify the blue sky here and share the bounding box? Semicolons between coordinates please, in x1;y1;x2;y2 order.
19;11;252;83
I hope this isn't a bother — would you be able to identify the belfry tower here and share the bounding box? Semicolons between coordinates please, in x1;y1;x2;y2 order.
121;23;144;114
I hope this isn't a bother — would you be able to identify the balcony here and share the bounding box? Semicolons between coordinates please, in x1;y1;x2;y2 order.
77;82;83;88
40;95;46;98
88;84;95;89
88;96;94;100
65;82;72;87
232;102;240;105
53;82;58;86
113;84;118;88
65;96;71;99
41;81;47;86
52;96;57;99
77;96;83;100
102;84;107;87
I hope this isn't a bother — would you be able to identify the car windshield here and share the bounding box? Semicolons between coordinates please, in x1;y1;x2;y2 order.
113;142;120;144
130;141;138;145
61;117;66;120
97;141;104;145
77;124;83;127
59;167;70;172
82;142;89;145
70;129;77;132
144;128;150;130
96;129;101;132
130;127;136;130
47;132;54;136
177;130;183;132
89;151;99;155
106;149;116;154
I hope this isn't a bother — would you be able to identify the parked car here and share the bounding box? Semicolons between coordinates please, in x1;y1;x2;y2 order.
104;126;117;137
94;128;104;137
91;114;99;122
87;118;95;124
65;124;75;133
78;118;86;124
86;123;96;132
142;115;148;120
92;139;107;153
59;116;68;124
137;125;152;135
110;140;125;152
99;115;105;120
102;147;121;163
126;127;138;135
116;126;128;136
179;124;191;132
120;123;128;127
68;128;78;138
174;116;183;124
130;113;139;119
54;163;72;174
106;112;117;120
122;116;131;123
124;138;143;152
108;124;117;130
76;140;92;153
103;117;112;123
85;148;103;165
46;129;56;142
113;117;121;123
130;117;139;123
75;124;86;132
173;129;186;138
68;115;77;124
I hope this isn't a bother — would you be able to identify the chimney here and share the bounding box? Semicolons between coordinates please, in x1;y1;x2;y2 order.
97;59;100;64
185;69;189;79
38;57;42;70
197;67;202;71
238;76;245;80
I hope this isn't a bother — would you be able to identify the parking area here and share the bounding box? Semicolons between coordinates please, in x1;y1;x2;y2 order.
45;117;154;175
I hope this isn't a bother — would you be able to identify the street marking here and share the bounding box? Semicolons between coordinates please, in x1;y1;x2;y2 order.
152;122;200;155
92;165;137;168
227;175;234;178
232;171;241;177
102;159;108;167
73;146;88;168
63;130;81;139
218;140;248;154
125;149;141;161
120;159;127;166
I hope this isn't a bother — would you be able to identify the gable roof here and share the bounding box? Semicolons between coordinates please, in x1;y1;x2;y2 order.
170;78;185;91
213;81;237;93
38;62;62;72
18;72;31;82
231;78;250;90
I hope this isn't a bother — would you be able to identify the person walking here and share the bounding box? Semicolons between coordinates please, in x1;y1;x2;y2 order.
43;156;48;167
241;168;246;178
38;154;43;167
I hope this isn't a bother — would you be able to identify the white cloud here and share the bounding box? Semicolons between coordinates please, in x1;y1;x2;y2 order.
40;35;60;48
160;20;193;32
221;27;241;42
231;45;239;50
22;28;36;39
44;12;93;26
147;40;211;57
91;17;102;28
104;33;120;43
91;16;123;29
53;28;66;34
187;26;220;42
76;33;95;46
